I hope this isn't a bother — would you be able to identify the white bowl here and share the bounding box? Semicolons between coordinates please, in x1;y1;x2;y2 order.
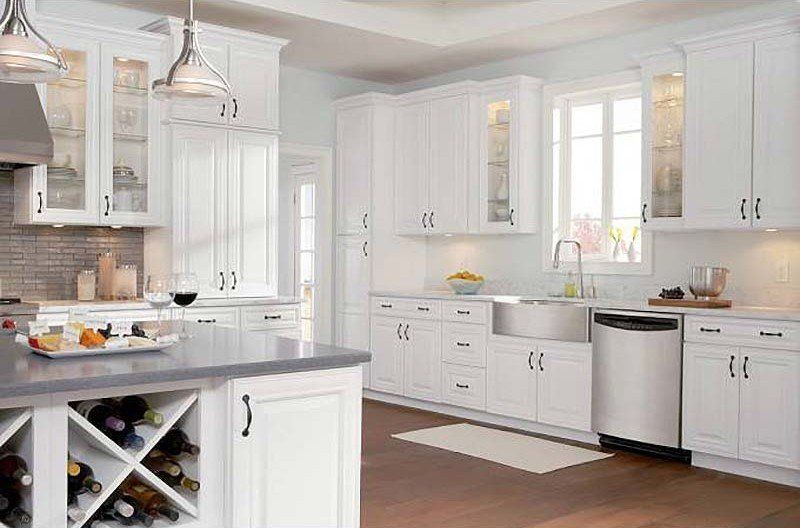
447;279;484;295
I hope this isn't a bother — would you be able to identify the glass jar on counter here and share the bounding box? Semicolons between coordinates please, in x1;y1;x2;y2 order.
77;270;96;301
113;264;138;300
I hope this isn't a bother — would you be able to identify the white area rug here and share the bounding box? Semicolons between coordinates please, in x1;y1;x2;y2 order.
392;423;613;474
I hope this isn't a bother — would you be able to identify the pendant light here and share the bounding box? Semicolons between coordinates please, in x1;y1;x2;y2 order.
152;0;231;104
0;0;67;83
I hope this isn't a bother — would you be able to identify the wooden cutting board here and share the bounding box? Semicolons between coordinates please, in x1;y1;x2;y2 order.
648;298;732;308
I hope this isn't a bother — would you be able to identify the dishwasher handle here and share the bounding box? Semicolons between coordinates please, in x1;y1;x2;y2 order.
594;312;679;332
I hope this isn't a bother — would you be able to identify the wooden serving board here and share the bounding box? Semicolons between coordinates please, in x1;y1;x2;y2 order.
648;298;732;308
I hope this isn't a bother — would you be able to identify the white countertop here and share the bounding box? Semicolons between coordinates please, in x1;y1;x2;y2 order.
26;296;301;314
370;290;800;322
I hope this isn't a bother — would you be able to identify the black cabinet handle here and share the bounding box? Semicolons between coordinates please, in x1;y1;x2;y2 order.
104;195;110;216
759;331;783;338
699;327;721;333
456;342;470;347
264;314;283;320
528;351;534;370
231;271;237;290
455;383;470;389
362;241;368;257
456;310;471;315
755;198;762;220
422;212;428;228
241;394;252;437
538;352;544;372
232;97;239;118
37;191;43;214
740;198;747;220
196;319;217;324
509;208;515;226
417;306;430;312
641;203;648;224
219;271;225;291
380;303;393;309
404;324;410;341
362;212;368;230
396;322;403;340
220;103;226;117
743;356;750;379
729;355;735;378
429;211;435;229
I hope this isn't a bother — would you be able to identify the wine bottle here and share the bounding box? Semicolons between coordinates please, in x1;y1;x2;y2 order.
0;452;33;487
107;420;145;451
150;460;199;492
0;493;8;511
119;496;155;527
142;455;181;477
156;428;199;457
67;492;86;522
122;481;180;522
0;488;32;527
75;401;127;433
67;459;103;495
106;396;164;427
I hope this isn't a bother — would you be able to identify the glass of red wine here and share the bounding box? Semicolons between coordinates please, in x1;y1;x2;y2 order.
171;273;199;339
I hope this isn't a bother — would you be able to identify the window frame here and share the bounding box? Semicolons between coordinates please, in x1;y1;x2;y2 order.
542;72;652;276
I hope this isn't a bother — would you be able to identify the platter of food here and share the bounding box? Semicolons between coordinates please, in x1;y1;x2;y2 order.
22;321;176;358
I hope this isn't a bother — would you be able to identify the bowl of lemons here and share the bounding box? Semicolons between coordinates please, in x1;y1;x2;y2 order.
446;269;485;295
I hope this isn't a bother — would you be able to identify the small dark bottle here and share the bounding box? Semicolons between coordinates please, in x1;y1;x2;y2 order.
156;428;200;457
106;396;164;427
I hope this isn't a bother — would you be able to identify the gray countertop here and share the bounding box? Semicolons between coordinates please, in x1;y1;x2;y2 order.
0;324;371;398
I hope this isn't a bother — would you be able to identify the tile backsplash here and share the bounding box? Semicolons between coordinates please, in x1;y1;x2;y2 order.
0;172;144;300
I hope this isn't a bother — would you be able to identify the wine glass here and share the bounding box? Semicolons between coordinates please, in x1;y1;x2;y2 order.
144;275;174;334
171;273;199;339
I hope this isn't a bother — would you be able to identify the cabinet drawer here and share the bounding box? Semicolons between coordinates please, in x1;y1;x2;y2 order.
241;305;300;331
184;307;239;328
685;316;800;350
442;322;487;367
441;364;486;411
371;297;441;320
442;301;489;324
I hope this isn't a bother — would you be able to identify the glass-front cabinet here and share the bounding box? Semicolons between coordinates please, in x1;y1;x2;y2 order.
14;19;164;226
640;51;686;230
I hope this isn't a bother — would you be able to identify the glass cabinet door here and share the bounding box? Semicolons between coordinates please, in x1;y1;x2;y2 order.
483;96;514;230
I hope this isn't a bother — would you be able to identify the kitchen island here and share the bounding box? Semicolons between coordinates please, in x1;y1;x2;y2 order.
0;324;370;528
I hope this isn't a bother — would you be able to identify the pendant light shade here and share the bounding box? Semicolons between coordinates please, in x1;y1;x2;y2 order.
152;0;231;104
0;0;67;83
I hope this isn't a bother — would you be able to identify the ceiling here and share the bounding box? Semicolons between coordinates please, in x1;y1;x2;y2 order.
104;0;775;83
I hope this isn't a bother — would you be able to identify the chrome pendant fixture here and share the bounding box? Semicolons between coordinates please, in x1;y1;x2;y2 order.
152;0;231;104
0;0;67;83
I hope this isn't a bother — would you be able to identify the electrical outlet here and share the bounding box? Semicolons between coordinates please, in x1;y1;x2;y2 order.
775;258;790;283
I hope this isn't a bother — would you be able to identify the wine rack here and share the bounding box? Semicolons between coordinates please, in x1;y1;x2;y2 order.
0;407;33;528
67;390;200;528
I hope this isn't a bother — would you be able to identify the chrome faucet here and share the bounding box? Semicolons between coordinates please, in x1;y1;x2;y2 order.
553;239;584;299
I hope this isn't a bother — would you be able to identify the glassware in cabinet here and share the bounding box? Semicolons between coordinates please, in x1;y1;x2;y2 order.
484;98;512;226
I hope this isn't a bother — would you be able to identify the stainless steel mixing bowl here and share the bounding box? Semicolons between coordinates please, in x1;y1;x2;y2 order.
689;266;729;300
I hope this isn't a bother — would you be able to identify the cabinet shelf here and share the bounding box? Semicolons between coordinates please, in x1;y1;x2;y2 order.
50;125;86;138
113;132;148;143
488;160;510;167
51;76;87;89
488;122;510;130
113;84;148;96
653;144;682;151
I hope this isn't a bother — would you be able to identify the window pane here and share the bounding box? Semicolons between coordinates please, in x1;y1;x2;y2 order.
613;98;642;132
301;319;313;342
570;136;603;219
569;219;604;256
571;103;602;137
613;132;642;218
301;285;314;319
552;143;560;224
300;218;314;251
552;107;561;140
300;252;314;284
299;183;315;217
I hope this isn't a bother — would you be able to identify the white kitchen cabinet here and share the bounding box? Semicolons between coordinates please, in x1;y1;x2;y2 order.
183;306;239;328
394;101;430;235
486;340;537;421
536;343;592;432
683;42;754;230
369;316;405;395
752;33;800;229
403;319;442;402
442;322;487;367
738;348;800;469
336;312;371;388
441;363;486;410
336;106;373;235
682;343;742;458
335;237;371;314
230;368;362;528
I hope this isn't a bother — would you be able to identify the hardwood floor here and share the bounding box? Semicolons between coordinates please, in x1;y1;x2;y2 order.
361;400;800;528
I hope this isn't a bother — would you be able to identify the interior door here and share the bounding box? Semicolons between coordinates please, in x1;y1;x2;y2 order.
752;33;800;229
486;341;537;421
738;347;800;469
336;106;372;235
684;42;754;229
369;316;405;395
536;343;592;431
227;131;278;297
171;125;228;298
427;95;469;234
228;46;279;130
394;102;429;235
169;35;229;125
403;320;442;401
682;343;740;457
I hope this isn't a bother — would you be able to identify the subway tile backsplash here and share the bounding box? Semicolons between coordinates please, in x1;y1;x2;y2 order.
0;173;144;300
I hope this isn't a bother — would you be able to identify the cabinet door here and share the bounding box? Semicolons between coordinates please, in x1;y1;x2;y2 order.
479;90;517;233
486;341;536;421
403;320;442;402
169;36;229;125
230;368;362;528
684;42;754;230
428;95;469;234
336;312;371;388
171;125;228;298
752;33;800;229
228;46;279;130
537;343;592;432
394;102;429;235
336;106;372;235
369;316;404;395
183;306;239;328
739;348;800;469
335;237;371;315
227;131;278;297
682;343;740;457
100;44;164;226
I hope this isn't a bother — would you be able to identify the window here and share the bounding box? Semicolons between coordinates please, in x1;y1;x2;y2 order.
295;181;316;341
549;83;649;274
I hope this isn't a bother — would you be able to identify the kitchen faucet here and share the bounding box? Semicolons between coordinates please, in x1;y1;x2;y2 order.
553;239;585;299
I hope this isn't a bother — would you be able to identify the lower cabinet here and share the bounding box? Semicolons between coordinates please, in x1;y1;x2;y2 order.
230;368;363;528
184;306;240;328
369;316;405;394
486;341;537;421
403;319;442;401
441;363;486;410
336;312;371;388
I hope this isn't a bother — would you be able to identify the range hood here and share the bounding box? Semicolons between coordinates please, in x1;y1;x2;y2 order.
0;83;53;168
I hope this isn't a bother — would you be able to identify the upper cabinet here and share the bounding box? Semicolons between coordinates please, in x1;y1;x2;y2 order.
144;18;286;132
13;17;165;226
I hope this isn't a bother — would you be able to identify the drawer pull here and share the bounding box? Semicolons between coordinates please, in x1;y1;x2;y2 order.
456;342;470;347
397;323;403;340
539;352;544;372
264;315;283;320
380;303;393;308
417;306;430;312
743;356;750;379
455;383;470;390
196;319;217;324
759;331;783;338
729;355;735;378
456;310;471;315
529;351;534;370
699;327;721;333
241;394;252;437
404;324;410;341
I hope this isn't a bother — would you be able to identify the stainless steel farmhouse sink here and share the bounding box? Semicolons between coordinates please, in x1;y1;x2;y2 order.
492;297;591;342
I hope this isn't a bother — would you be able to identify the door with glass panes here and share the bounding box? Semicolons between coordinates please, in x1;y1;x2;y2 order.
294;170;317;341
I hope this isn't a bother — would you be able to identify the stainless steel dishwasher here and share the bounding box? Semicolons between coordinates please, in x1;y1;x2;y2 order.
592;310;688;460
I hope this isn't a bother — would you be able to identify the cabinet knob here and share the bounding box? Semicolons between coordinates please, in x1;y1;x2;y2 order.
396;322;403;340
219;271;226;291
529;351;535;370
729;355;735;378
241;394;252;437
220;103;226;118
755;198;762;220
362;212;368;230
641;203;648;224
455;341;470;347
104;195;110;216
740;198;747;221
422;212;428;228
362;241;368;257
509;208;515;226
743;356;750;379
538;352;544;372
231;271;238;290
232;97;239;119
37;191;43;214
429;211;435;229
404;324;410;341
